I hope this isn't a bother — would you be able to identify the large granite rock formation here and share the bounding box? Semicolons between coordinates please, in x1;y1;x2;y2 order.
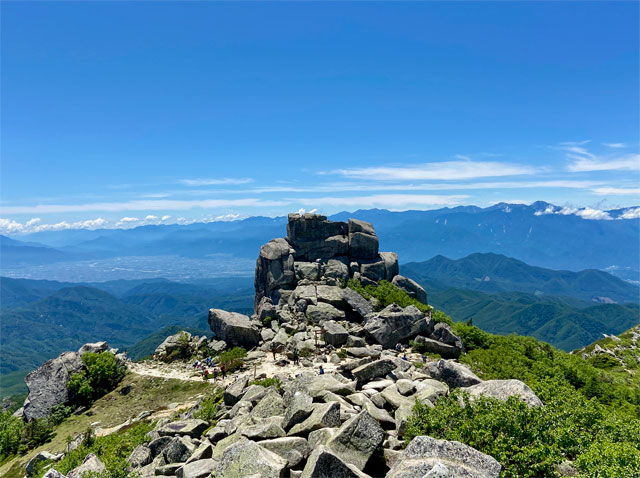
22;342;109;421
253;214;399;314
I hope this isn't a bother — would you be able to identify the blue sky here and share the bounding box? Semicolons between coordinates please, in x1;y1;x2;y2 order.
1;1;638;234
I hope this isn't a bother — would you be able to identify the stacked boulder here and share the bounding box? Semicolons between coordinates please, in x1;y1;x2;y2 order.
209;214;453;357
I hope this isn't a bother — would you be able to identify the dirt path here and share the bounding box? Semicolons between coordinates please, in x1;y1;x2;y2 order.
127;352;344;387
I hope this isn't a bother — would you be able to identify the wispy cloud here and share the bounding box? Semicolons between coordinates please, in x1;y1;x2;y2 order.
0;198;289;214
556;142;640;172
592;187;640;196
179;178;254;186
296;194;468;209
331;160;536;181
602;143;627;149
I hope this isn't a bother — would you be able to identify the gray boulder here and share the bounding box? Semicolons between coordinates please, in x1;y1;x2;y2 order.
360;260;386;282
387;436;501;478
295;261;323;281
302;445;373;478
324;259;350;283
176;459;218;478
391;275;427;304
428;360;482;389
431;323;463;349
327;410;385;470
208;308;260;348
463;380;543;407
155;331;191;360
364;304;433;349
349;232;379;261
67;453;105;478
258;437;310;468
215;438;288;478
379;252;399;281
413;336;461;359
163;436;196;463
254;237;296;311
223;375;249;407
342;288;374;320
323;321;349;347
41;470;67;478
287;213;349;262
128;444;153;467
283;391;314;430
289;402;341;436
251;389;286;418
352;359;396;383
307;302;346;324
156;419;209;438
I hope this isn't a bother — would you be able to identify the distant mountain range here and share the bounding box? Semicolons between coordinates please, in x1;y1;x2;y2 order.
0;276;254;395
2;202;639;280
402;253;640;304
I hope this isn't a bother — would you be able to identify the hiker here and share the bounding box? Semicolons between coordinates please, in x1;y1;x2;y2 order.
213;368;218;381
293;348;300;366
402;353;408;361
152;354;157;361
203;369;209;381
221;364;226;379
272;343;277;361
394;343;403;353
422;354;427;363
318;365;325;375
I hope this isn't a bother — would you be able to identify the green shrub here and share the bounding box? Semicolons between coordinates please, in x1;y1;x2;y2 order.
431;310;453;325
405;386;640;478
68;352;126;406
336;349;348;359
452;322;490;351
347;279;433;314
0;411;24;459
589;354;621;370
576;440;640;478
217;347;247;372
193;388;224;423
54;421;153;478
263;316;274;327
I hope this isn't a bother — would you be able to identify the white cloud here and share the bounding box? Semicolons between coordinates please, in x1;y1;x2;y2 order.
179;178;254;186
602;143;627;149
161;215;171;221
115;217;140;227
331;160;536;181
535;205;613;220
0;198;289;214
592;187;640;196
296;194;468;209
0;217;107;234
619;208;640;219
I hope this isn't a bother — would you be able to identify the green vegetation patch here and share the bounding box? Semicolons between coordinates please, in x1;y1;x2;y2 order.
217;347;247;372
51;420;154;478
406;386;640;478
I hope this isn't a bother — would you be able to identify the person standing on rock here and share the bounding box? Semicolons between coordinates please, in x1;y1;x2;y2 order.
221;364;226;379
272;343;277;361
318;365;325;375
293;348;300;366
